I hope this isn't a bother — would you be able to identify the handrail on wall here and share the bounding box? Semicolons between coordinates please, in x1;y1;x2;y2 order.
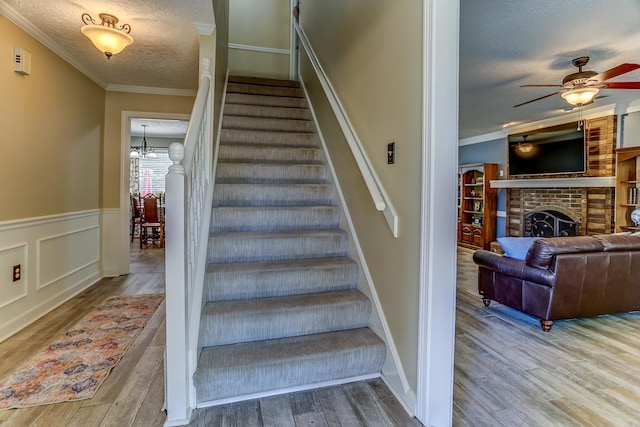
164;57;214;425
294;22;399;237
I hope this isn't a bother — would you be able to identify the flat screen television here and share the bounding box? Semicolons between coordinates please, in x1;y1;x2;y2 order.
507;122;586;177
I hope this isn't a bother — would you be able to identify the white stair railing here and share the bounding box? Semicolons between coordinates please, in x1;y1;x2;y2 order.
164;57;213;426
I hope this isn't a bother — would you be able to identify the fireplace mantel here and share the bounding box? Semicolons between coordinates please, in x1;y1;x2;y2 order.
490;177;615;189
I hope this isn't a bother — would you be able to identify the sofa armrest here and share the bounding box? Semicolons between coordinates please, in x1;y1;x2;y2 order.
472;250;555;287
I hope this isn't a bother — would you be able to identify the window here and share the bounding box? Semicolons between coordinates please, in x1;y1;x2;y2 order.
130;149;172;196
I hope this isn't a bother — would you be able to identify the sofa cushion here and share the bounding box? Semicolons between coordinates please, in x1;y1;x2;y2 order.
497;237;538;260
526;236;604;269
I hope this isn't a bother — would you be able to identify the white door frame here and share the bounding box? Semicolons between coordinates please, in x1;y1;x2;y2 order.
118;111;191;274
416;0;459;425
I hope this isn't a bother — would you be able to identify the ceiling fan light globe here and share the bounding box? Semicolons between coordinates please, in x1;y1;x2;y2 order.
561;87;599;106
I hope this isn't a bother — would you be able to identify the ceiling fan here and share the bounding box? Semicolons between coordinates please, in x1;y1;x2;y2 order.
514;56;640;108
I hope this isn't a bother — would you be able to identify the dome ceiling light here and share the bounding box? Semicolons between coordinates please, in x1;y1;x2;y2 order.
81;13;133;59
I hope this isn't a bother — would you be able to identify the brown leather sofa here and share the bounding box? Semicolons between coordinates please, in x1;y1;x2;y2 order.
472;234;640;331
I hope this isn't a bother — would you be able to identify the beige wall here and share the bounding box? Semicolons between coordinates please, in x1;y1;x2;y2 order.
0;16;105;221
228;0;290;79
213;0;230;137
102;92;195;208
299;0;423;391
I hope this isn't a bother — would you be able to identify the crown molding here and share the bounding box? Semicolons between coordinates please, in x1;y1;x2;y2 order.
106;85;197;97
195;22;216;36
228;43;290;55
458;130;506;146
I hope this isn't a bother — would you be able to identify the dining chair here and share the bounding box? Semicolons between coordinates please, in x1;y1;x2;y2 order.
140;193;164;248
130;195;142;242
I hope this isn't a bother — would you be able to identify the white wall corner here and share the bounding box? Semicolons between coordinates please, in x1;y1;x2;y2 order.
101;208;123;277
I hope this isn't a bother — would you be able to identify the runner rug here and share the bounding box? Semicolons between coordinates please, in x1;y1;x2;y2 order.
0;293;164;409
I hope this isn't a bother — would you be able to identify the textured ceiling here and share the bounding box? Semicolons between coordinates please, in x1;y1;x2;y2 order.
0;0;213;90
4;1;640;140
460;0;640;139
131;118;188;138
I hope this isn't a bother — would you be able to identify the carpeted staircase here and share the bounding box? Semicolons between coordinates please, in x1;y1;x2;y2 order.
193;75;386;404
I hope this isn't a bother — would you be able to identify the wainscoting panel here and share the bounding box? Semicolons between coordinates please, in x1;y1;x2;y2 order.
37;226;99;290
0;210;101;342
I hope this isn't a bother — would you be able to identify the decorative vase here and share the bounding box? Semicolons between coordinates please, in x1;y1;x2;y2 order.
631;207;640;227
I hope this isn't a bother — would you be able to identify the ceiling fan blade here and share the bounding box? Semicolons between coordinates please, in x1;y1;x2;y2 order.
513;91;561;108
590;63;640;82
520;84;563;88
602;81;640;89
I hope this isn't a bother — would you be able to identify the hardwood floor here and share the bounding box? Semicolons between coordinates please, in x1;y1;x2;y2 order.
4;243;639;426
454;246;640;426
0;245;419;427
0;244;167;427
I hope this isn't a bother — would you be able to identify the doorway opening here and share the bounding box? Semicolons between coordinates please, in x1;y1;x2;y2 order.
119;112;190;274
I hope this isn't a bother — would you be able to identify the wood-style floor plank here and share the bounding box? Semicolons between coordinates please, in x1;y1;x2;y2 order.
454;246;640;426
6;244;640;426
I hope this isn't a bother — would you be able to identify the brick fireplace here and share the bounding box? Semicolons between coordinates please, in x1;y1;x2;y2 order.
506;116;616;237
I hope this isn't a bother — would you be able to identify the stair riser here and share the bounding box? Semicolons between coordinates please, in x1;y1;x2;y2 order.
220;129;319;147
208;233;349;263
218;145;323;163
216;163;327;184
227;83;304;98
205;260;358;301
194;329;386;403
210;207;339;233
199;294;371;347
224;104;311;121
225;93;308;109
228;76;300;88
213;184;334;206
223;116;314;133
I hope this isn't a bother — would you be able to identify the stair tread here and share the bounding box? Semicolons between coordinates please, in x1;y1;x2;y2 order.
194;328;385;402
198;328;384;369
213;229;346;238
219;142;320;150
229;75;301;88
224;114;311;122
207;256;355;274
224;104;311;120
199;291;371;347
225;93;308;109
203;289;368;314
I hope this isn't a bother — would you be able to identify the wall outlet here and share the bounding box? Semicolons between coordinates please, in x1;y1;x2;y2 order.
12;264;21;282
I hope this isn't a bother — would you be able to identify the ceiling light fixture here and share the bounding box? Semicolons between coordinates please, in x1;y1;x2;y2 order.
130;125;156;159
81;13;133;59
560;87;599;106
515;135;535;156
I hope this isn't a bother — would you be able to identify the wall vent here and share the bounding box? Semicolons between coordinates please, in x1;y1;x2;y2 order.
14;47;31;75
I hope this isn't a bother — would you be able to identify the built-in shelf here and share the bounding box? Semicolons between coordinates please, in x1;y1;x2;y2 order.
490;176;616;189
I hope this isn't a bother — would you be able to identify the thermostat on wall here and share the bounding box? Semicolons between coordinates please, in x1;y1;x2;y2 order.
14;47;31;75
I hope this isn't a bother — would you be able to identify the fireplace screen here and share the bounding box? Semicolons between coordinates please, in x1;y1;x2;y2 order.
524;210;580;237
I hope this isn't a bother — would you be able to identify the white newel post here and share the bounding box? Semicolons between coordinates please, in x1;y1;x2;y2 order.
165;142;190;424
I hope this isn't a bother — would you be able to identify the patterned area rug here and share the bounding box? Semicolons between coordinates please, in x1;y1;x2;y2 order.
0;293;164;410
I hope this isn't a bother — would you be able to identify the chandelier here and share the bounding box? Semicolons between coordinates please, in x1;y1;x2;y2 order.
130;125;156;158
